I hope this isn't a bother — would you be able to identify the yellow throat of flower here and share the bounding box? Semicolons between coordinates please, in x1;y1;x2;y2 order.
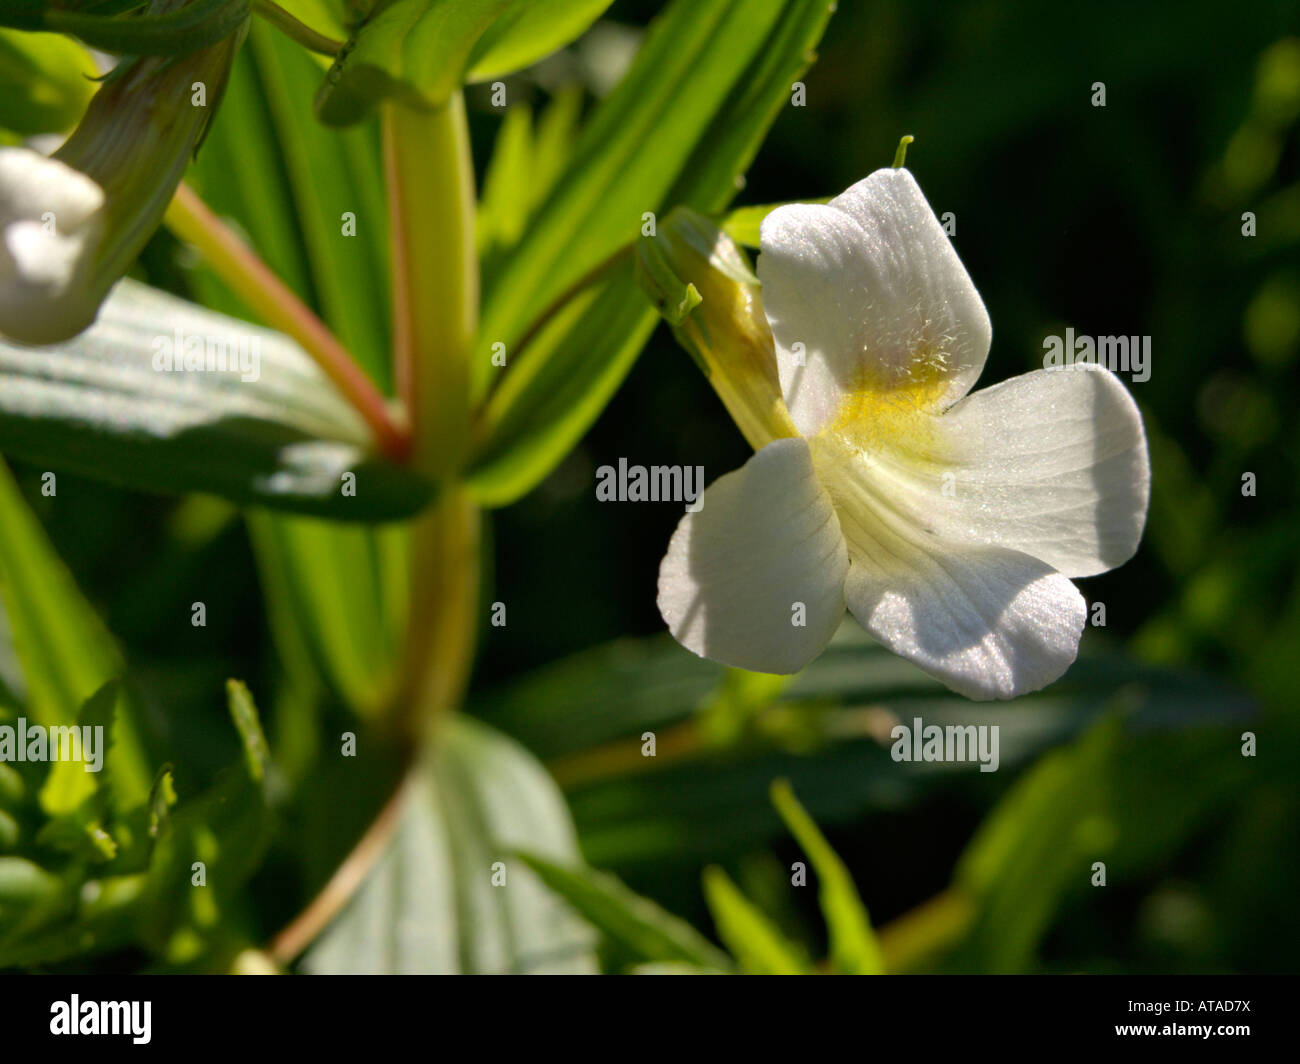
821;342;952;462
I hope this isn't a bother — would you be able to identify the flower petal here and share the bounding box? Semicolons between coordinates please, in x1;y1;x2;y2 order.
818;442;1086;699
936;366;1149;577
810;366;1149;580
843;539;1085;701
757;167;991;437
658;437;848;674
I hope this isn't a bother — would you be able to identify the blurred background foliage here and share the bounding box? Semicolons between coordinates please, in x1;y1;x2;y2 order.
2;0;1298;972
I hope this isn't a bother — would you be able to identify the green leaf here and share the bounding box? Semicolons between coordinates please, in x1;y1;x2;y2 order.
315;0;511;125
246;512;409;716
185;23;392;386
0;280;431;521
770;779;883;974
2;0;251;58
239;23;393;391
276;0;348;42
132;694;279;966
952;709;1252;973
467;0;836;505
718;198;829;247
471;627;1252;869
515;851;732;971
0;461;150;814
147;764;177;840
0;28;97;135
465;0;613;82
302;716;598;973
468;265;657;506
34;679;122;841
470;633;722;760
477;101;536;256
315;0;610;125
225;679;273;790
0;857;60;905
701;865;810;974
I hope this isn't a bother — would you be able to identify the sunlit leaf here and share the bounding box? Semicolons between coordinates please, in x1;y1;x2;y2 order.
516;851;732;971
770;779;883;974
701;864;809;974
303;716;598;973
316;0;610;124
465;0;613;82
0;281;431;521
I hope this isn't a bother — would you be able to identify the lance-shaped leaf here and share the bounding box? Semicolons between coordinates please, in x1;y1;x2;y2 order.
466;0;836;506
464;0;614;82
770;779;884;974
0;279;431;520
0;460;151;816
515;851;733;971
315;0;612;126
701;865;810;974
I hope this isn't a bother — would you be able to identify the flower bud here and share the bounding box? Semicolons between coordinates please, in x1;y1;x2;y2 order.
0;148;105;343
636;207;797;450
0;2;246;345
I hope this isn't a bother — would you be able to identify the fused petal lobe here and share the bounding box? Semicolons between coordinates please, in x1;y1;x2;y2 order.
658;437;848;674
935;365;1149;577
816;437;1086;699
758;167;991;438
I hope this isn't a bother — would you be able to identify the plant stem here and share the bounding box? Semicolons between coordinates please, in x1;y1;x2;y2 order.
383;90;481;741
383;94;477;482
266;92;485;964
395;490;481;741
548;718;703;789
267;769;415;965
165;183;411;461
250;0;344;56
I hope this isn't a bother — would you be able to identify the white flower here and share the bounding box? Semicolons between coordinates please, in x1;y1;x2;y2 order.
0;147;106;345
657;167;1150;700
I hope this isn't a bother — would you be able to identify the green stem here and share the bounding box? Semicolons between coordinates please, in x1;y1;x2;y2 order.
383;94;478;482
394;492;481;741
250;0;343;55
382;92;481;738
